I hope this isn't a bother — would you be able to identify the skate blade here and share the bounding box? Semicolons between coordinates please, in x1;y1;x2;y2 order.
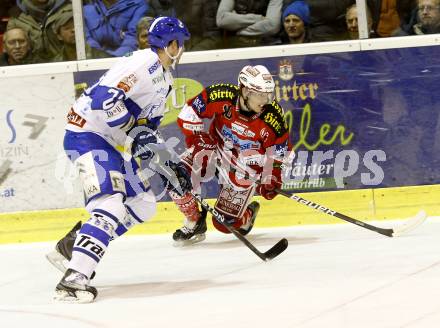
173;233;206;247
53;289;95;304
46;250;68;274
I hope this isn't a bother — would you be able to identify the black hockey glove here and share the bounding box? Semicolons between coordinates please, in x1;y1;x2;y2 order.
160;161;192;197
132;125;158;160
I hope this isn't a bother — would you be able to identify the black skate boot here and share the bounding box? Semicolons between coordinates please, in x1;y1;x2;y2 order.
238;201;260;236
46;221;96;279
173;208;208;246
54;268;97;303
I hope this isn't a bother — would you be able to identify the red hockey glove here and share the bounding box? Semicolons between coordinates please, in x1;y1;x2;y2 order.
190;133;217;164
257;166;282;200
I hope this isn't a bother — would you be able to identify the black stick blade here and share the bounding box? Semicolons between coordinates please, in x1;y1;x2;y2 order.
263;238;288;261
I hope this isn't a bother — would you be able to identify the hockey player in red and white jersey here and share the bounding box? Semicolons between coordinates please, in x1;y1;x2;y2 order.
171;65;290;245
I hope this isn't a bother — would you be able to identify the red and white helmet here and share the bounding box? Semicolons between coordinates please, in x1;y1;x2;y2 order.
238;65;275;93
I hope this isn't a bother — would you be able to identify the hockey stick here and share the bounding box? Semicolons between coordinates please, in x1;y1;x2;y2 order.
190;191;288;261
225;162;427;238
274;188;427;237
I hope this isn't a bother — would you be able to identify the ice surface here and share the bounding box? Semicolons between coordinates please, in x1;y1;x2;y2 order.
1;218;439;328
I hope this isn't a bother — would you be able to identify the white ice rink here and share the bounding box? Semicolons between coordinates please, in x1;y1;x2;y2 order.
1;218;439;328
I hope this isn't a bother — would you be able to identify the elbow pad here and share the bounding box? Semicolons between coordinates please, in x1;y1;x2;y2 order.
104;100;135;132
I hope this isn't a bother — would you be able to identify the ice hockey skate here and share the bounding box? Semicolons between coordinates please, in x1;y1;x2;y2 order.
54;268;97;303
238;201;260;236
46;221;81;274
46;221;97;280
173;208;207;246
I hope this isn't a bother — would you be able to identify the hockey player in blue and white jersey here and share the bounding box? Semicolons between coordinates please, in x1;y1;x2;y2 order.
49;17;191;303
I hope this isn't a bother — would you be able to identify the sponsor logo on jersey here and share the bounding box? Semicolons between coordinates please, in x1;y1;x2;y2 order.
192;94;206;113
231;122;255;138
148;60;161;74
275;141;288;157
208;89;235;102
139;103;161;120
104;101;126;118
223;104;232;119
156;86;172;97
183;122;203;132
263;112;284;135
67;108;86;128
221;126;260;151
242;154;263;166
152;74;165;85
117;73;138;93
260;127;270;141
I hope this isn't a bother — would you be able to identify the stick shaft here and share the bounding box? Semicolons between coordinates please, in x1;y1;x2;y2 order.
276;189;394;237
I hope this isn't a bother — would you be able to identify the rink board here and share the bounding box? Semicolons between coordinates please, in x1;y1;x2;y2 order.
0;184;438;244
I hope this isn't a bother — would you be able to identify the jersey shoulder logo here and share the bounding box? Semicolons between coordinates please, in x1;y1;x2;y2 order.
262;101;288;137
148;60;161;74
206;83;239;103
191;94;207;114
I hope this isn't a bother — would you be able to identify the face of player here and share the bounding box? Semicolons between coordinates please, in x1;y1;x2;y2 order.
283;14;305;40
4;29;31;63
242;87;274;113
418;0;440;27
58;19;76;45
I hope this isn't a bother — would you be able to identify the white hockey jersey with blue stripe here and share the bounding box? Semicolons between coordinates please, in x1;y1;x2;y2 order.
66;49;173;146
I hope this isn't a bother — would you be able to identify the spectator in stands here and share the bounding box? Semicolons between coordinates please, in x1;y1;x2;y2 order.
52;6;75;61
146;0;176;17
7;0;72;61
367;0;416;37
283;0;355;42
278;0;311;44
0;27;39;65
345;3;374;39
136;16;154;49
174;1;222;51
393;0;440;35
146;1;221;51
83;0;148;57
217;0;282;48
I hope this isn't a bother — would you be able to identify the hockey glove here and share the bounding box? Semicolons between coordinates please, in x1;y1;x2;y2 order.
257;166;282;200
191;133;216;158
160;161;193;197
132;125;158;160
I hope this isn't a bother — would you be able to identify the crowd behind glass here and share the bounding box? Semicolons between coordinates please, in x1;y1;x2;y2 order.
0;0;439;66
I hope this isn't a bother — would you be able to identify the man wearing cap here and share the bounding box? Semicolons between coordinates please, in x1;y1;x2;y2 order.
7;0;72;61
280;0;311;44
51;7;75;61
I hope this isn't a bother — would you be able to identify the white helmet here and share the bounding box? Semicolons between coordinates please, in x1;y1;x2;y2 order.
238;65;275;93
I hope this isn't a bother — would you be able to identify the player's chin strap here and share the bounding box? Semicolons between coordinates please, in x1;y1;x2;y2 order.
164;46;183;70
